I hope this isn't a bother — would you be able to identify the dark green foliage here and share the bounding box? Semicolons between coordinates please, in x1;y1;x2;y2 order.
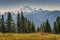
53;22;59;34
0;11;36;33
44;19;51;33
21;11;26;33
0;11;59;34
39;20;51;33
26;19;31;33
31;22;35;32
42;22;45;32
37;27;40;32
17;13;21;33
12;23;16;33
40;23;45;32
6;12;14;33
1;15;5;33
1;11;60;34
0;19;1;31
16;11;36;33
53;16;60;34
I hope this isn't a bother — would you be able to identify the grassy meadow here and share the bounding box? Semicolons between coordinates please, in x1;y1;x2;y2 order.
0;33;60;40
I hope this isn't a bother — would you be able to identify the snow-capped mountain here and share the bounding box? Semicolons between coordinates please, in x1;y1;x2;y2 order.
20;5;33;12
0;6;60;28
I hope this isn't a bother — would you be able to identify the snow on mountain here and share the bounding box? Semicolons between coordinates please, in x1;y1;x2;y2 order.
20;5;33;12
20;5;44;15
0;6;60;28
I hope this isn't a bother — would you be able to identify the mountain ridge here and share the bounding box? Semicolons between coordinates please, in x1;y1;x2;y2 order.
0;6;60;28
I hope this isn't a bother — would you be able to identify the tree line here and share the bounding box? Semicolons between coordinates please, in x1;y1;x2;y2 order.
37;16;60;34
0;11;35;33
0;11;60;34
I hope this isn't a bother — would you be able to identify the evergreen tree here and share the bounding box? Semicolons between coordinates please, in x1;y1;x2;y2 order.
6;12;13;32
17;13;21;33
0;19;2;32
31;22;35;32
45;19;51;33
42;22;45;32
1;15;5;33
37;27;40;32
21;11;26;33
27;19;31;33
12;23;16;33
57;16;60;33
0;11;36;33
24;18;29;33
40;23;45;32
53;16;60;34
53;22;59;34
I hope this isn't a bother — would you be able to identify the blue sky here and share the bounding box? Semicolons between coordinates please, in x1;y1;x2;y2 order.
0;0;60;12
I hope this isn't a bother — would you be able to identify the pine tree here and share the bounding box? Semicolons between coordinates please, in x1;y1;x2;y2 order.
1;15;5;33
40;24;44;32
21;11;26;33
0;11;36;33
53;22;59;34
37;27;40;32
45;19;51;33
42;22;45;32
0;19;2;32
17;13;21;33
12;23;16;33
57;16;60;33
27;19;31;33
24;18;29;33
31;22;35;32
6;12;13;32
40;21;45;32
53;16;60;34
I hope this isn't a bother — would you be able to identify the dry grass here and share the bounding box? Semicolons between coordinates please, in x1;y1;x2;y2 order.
0;32;60;40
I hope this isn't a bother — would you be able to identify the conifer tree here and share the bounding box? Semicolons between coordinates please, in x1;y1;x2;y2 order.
0;11;36;33
37;27;40;32
6;12;13;32
27;19;31;33
42;22;45;32
57;16;60;33
17;13;21;33
45;19;51;33
21;11;26;33
40;24;44;32
1;15;5;33
53;22;59;34
0;19;2;32
24;18;29;33
31;22;35;32
12;23;16;33
53;16;60;34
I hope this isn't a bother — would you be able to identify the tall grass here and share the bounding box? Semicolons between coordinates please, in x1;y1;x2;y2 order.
0;33;60;40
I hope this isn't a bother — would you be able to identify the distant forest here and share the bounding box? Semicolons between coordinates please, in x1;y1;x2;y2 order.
0;11;60;34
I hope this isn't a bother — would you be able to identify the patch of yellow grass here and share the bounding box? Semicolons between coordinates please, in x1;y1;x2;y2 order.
0;32;60;40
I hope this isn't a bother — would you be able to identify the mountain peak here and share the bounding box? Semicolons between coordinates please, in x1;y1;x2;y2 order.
20;5;33;12
38;8;44;11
